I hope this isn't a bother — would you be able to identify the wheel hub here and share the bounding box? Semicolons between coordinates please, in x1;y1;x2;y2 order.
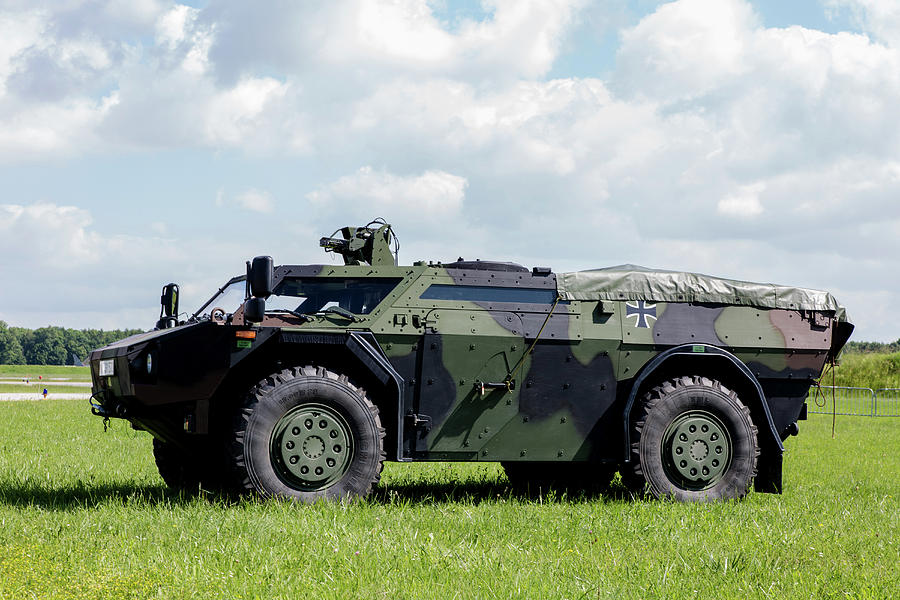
689;440;709;461
302;436;325;459
271;403;353;491
661;410;731;491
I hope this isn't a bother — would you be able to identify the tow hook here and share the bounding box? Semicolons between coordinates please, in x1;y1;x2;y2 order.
90;391;128;419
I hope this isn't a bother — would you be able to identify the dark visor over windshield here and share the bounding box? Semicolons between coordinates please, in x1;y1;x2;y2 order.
273;278;401;315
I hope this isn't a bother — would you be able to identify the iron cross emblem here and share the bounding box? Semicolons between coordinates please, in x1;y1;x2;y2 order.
625;300;657;328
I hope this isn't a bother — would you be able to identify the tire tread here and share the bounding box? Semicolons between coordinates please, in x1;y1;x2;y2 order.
625;375;760;501
232;365;385;501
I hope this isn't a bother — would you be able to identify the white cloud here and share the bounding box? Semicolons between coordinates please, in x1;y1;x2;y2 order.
0;10;45;95
354;0;456;63
234;189;275;214
204;77;289;146
204;0;585;82
0;93;118;160
155;5;198;51
0;202;178;324
615;0;758;99
216;188;275;214
105;0;168;28
157;5;214;76
0;203;101;265
3;0;900;341
308;166;468;217
0;2;596;160
717;183;765;218
0;201;286;329
827;0;900;46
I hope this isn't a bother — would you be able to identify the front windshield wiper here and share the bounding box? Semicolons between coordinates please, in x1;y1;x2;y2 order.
266;309;315;322
265;306;360;323
320;305;359;322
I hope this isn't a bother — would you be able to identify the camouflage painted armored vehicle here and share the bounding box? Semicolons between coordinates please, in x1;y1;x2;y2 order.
89;220;853;502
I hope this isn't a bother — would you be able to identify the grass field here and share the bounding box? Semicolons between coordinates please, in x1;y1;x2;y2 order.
0;384;90;395
0;365;91;380
0;364;897;598
834;352;900;389
0;366;91;399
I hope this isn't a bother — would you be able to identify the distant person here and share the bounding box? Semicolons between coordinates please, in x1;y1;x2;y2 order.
42;388;48;399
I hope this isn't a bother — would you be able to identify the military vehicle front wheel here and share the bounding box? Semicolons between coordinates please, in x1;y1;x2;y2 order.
627;376;759;501
232;366;385;502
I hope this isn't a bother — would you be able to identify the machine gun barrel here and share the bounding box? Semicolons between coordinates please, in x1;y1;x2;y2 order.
319;237;349;252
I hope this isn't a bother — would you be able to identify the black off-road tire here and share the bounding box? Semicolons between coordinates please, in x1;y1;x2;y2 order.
625;376;759;502
502;461;617;494
232;365;385;502
152;438;234;493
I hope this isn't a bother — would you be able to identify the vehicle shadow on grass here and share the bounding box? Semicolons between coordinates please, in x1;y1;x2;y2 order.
367;480;638;505
0;481;219;510
0;477;641;509
0;481;640;509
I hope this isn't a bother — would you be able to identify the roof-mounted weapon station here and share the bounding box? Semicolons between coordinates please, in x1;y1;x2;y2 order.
319;219;399;266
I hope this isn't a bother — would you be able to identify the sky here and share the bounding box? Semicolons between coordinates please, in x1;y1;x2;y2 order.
1;0;898;342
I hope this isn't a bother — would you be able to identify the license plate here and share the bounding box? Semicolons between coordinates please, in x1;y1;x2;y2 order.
99;359;115;377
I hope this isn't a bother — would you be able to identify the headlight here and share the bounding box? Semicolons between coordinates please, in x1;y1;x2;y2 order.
99;359;115;377
146;354;153;374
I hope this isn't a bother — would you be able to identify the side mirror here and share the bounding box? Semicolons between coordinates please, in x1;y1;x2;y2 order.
156;283;179;329
249;256;274;298
161;283;179;317
243;297;266;324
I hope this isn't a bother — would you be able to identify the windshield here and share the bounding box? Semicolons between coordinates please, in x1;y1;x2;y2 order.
270;277;402;315
190;276;246;319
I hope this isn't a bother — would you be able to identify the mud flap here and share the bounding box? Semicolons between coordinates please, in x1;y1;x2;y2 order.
754;451;783;493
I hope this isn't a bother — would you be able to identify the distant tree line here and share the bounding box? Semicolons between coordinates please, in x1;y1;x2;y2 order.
0;321;142;365
843;340;900;354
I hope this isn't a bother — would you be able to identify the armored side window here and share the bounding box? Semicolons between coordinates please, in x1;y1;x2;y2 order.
420;284;557;304
271;277;402;315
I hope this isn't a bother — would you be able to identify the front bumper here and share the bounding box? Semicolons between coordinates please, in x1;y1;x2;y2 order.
88;321;273;439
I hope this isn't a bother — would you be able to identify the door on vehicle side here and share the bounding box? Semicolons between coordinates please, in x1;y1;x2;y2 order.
411;266;564;459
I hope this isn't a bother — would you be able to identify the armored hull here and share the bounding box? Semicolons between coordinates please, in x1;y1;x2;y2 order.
91;224;852;501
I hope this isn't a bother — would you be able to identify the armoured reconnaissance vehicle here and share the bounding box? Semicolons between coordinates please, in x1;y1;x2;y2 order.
89;220;853;502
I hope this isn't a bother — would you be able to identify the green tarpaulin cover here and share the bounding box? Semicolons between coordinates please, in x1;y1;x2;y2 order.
557;265;850;323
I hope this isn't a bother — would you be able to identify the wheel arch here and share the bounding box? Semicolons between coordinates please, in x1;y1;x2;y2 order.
209;330;404;460
622;344;784;493
233;364;386;501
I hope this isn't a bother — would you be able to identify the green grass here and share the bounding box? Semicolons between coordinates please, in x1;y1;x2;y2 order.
0;364;896;598
0;365;91;381
0;366;90;395
0;384;89;394
0;399;897;599
834;352;900;389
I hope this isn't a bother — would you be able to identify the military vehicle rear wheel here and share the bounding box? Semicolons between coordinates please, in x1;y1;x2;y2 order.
627;376;759;501
502;461;616;494
152;438;233;493
232;365;385;502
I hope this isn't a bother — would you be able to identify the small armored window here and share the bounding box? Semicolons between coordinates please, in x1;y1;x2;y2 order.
420;284;557;304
